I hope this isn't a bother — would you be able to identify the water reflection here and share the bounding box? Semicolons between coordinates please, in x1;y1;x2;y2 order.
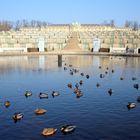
0;55;140;140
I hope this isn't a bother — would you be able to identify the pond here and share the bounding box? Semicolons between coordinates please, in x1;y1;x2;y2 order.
0;55;140;140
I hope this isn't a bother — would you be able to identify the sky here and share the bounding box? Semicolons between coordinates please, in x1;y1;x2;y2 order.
0;0;139;26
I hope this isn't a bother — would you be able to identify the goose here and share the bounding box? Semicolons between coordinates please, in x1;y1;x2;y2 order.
42;128;57;136
13;112;24;121
25;91;32;97
133;84;139;90
35;108;47;115
127;102;136;109
52;91;60;97
61;124;76;134
4;101;11;108
39;92;48;99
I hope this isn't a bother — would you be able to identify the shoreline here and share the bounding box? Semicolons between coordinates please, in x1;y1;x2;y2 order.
0;51;140;57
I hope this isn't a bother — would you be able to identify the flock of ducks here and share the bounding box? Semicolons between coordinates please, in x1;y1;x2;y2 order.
2;57;140;137
5;89;76;136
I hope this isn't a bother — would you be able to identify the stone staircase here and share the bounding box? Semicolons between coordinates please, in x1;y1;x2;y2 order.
64;32;82;51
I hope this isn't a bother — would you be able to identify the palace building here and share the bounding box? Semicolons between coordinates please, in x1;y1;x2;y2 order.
0;22;140;53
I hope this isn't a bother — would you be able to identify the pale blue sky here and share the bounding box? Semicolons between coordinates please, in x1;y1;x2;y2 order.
0;0;139;26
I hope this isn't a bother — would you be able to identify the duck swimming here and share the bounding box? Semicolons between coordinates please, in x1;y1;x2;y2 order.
52;91;60;97
86;75;89;79
35;108;47;115
80;73;84;76
4;101;11;108
79;80;83;85
137;96;140;102
67;83;72;88
108;88;113;96
133;84;139;90
127;102;136;109
39;92;48;99
13;112;24;121
42;128;57;136
96;83;100;88
61;124;76;134
25;91;32;97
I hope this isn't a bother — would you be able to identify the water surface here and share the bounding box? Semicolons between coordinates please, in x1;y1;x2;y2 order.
0;55;140;140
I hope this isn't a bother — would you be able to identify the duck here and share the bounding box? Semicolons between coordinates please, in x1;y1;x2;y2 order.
132;77;137;81
64;67;67;70
127;102;136;109
80;73;84;76
74;88;81;94
42;128;57;136
120;77;124;80
79;80;83;85
133;84;139;90
75;83;79;88
76;92;83;98
137;96;140;102
108;88;113;96
25;91;32;97
99;66;102;69
35;108;47;115
67;83;72;88
111;69;114;73
13;112;24;121
52;91;60;97
39;92;48;99
61;124;76;134
4;101;11;108
96;83;100;88
86;75;89;79
70;71;73;75
100;74;105;78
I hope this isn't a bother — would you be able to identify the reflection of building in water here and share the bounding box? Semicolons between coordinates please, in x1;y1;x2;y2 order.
39;56;45;68
64;55;93;68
